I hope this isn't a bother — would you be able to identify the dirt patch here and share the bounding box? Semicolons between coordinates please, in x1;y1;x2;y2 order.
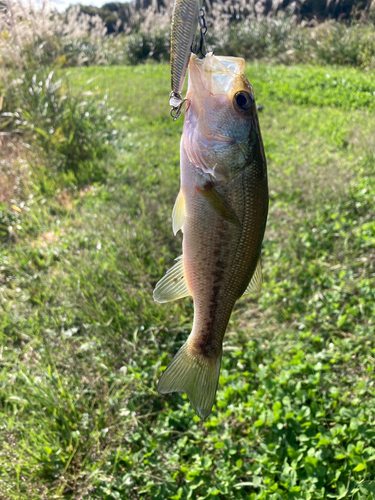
58;190;74;211
30;230;64;249
40;231;60;245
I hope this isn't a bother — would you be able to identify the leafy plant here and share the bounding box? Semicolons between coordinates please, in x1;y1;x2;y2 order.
0;62;375;500
2;71;117;184
0;203;17;241
126;29;170;65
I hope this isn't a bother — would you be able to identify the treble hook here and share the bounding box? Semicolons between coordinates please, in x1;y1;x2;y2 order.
169;92;190;121
192;8;207;58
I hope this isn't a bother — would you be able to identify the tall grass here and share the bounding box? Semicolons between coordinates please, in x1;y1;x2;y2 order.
0;1;107;70
1;71;117;188
208;15;375;67
0;1;117;188
1;0;375;69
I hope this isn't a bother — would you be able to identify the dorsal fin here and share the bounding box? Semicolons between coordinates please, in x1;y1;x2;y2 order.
172;189;186;235
153;256;191;303
243;258;262;295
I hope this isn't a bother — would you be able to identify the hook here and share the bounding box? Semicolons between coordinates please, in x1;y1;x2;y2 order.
170;92;190;121
192;8;207;58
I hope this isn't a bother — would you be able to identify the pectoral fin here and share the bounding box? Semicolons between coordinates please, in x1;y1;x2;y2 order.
197;186;240;228
172;189;186;235
153;256;191;303
243;258;262;295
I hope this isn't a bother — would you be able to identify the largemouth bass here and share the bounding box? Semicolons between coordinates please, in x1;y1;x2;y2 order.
155;53;268;420
169;0;202;110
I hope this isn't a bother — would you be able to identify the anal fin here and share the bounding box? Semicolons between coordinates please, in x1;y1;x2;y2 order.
197;186;240;228
153;256;191;303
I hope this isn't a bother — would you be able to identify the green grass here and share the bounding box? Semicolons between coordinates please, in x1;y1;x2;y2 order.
0;62;375;499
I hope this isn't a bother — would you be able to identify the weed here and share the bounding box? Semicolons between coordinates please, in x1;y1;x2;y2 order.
1;62;375;499
126;30;170;65
2;71;117;185
2;1;375;70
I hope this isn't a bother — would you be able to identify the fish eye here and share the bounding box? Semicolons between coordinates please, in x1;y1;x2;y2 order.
234;91;254;112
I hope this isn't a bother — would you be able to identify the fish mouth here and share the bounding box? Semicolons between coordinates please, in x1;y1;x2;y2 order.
189;52;246;97
190;52;245;73
186;52;251;135
185;52;254;170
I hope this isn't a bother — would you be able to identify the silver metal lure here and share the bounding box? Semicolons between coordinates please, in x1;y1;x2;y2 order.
169;0;206;120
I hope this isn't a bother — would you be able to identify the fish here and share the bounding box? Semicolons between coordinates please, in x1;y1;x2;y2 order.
154;52;269;420
169;0;202;111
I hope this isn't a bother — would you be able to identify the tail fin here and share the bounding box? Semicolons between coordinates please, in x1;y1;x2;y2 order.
157;342;222;420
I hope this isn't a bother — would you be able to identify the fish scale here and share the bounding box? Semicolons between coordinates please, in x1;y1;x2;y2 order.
154;53;268;419
184;156;267;357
